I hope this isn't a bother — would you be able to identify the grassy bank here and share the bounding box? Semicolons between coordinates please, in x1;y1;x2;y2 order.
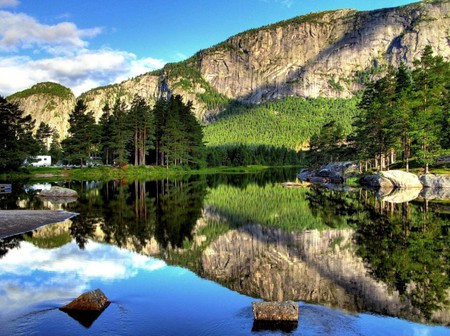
0;165;300;182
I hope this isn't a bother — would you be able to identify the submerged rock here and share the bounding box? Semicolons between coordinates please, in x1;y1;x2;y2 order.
252;301;299;321
61;289;110;312
38;186;78;198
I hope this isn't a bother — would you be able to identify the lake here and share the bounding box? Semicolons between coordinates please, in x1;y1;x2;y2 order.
0;169;449;335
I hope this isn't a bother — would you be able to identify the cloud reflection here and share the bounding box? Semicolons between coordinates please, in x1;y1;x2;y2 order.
0;240;166;317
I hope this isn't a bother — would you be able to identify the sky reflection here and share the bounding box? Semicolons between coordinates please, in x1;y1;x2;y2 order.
0;240;165;317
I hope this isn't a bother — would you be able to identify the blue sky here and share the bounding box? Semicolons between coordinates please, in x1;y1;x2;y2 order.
0;0;417;97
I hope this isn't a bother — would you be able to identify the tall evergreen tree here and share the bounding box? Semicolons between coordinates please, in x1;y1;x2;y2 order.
410;45;448;173
0;96;39;171
62;100;100;166
35;121;54;154
128;95;155;166
110;99;133;166
99;103;115;165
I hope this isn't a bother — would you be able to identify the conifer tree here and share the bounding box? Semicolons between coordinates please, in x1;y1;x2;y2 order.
62;100;100;166
0;96;38;171
128;95;155;166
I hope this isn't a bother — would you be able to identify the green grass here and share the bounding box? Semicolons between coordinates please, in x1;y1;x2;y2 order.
1;165;281;182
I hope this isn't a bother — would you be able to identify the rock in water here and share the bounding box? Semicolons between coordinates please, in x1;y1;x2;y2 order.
38;186;78;198
380;170;422;189
61;289;110;312
252;301;299;321
420;174;450;189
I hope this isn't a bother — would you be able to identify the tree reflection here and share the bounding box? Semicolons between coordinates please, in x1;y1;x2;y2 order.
155;178;206;249
306;186;450;320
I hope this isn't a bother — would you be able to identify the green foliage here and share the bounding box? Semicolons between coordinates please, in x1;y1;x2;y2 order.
8;82;73;100
164;60;229;110
205;144;303;167
0;96;39;171
204;97;359;151
205;183;345;231
61;100;101;166
350;46;450;172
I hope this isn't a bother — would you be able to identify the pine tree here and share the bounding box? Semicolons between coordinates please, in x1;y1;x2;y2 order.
110;99;133;166
99;103;115;165
0;96;39;171
62;100;100;166
35;121;54;154
411;46;447;173
128;95;155;166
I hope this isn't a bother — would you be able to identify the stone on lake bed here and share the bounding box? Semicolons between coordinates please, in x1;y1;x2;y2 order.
252;301;299;321
38;186;78;198
60;289;110;312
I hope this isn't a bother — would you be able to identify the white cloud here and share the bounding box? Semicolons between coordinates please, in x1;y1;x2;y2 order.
0;51;166;97
0;0;19;8
0;10;102;54
0;9;166;97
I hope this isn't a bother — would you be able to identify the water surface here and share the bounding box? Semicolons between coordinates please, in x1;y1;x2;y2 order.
0;170;449;335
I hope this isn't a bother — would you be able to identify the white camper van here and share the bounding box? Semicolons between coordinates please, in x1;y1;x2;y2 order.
29;155;52;167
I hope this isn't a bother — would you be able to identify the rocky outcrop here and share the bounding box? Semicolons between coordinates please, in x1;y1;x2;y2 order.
362;170;422;189
60;289;110;312
379;170;423;188
8;82;76;138
252;301;298;321
38;186;78;198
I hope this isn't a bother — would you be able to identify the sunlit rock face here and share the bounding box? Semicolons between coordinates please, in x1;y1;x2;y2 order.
8;84;76;139
200;224;450;325
198;2;450;105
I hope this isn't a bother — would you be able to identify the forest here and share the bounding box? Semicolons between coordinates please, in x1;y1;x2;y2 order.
309;46;450;172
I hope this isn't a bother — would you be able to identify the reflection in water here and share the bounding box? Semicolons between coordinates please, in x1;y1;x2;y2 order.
0;172;449;332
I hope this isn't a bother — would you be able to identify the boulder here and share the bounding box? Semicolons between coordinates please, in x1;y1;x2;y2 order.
379;170;422;189
420;174;450;189
60;289;110;312
360;174;394;189
252;301;299;321
38;186;78;198
322;161;358;177
298;169;315;181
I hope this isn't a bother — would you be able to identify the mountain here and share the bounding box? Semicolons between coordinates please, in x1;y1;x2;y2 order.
7;0;450;134
8;82;76;139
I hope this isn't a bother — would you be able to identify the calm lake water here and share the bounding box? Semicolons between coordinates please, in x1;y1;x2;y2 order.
0;169;449;335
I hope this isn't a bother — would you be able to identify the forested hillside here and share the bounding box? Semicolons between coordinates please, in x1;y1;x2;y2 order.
204;97;359;151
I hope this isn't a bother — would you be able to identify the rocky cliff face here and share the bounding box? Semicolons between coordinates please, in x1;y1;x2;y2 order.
198;1;450;105
8;82;76;139
8;1;450;131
